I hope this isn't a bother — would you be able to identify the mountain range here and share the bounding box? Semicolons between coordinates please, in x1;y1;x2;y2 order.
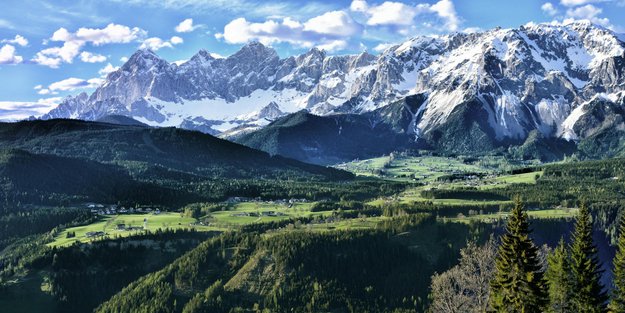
42;20;625;163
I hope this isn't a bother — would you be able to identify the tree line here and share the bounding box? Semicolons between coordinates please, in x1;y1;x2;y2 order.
430;197;625;312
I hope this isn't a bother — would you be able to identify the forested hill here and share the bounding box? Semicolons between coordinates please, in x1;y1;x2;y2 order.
0;119;350;180
0;119;360;207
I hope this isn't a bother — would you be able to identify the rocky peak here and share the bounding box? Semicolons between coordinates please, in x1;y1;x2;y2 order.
256;101;284;121
122;49;170;73
229;41;278;63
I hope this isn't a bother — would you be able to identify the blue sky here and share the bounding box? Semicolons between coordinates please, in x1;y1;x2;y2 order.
0;0;624;120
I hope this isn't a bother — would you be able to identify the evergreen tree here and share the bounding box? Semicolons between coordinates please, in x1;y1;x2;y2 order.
545;238;573;313
569;202;607;313
610;213;625;312
490;197;547;312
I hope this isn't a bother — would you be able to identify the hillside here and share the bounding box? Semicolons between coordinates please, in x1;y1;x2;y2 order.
235;95;427;164
41;21;625;158
0;119;359;206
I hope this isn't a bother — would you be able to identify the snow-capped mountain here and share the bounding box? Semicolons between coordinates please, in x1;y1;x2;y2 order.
44;20;625;150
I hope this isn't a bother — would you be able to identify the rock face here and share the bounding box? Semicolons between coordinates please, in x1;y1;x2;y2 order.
43;21;625;153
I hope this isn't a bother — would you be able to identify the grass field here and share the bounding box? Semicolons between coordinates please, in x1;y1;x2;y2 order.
50;202;326;246
47;163;547;247
336;155;487;182
208;201;325;226
49;212;219;247
444;208;579;223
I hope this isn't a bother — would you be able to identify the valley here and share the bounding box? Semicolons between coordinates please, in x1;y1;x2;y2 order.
2;7;625;312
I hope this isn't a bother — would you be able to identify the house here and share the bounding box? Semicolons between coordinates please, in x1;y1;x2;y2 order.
86;231;105;238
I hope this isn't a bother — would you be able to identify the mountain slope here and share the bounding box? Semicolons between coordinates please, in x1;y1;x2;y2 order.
42;21;625;157
0;119;349;179
234;95;428;164
0;148;191;205
0;119;358;206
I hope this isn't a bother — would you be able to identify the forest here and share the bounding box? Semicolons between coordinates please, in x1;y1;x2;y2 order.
1;119;625;312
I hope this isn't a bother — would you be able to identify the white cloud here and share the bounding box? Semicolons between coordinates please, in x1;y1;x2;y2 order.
79;51;107;63
351;0;460;31
170;36;184;44
372;42;395;52
68;24;146;46
541;2;559;16
175;18;199;33
365;2;425;26
120;56;129;62
0;44;23;64
33;23;146;68
0;97;63;121
317;40;348;52
1;35;28;47
565;4;613;27
350;0;369;12
48;77;103;92
219;11;361;51
140;36;183;50
34;85;43;90
98;63;120;76
303;11;361;36
462;27;483;33
32;41;82;68
560;0;608;7
430;0;460;31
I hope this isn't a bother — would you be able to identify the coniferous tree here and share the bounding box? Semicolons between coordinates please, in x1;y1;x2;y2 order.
569;202;607;313
545;238;573;313
490;197;547;312
610;213;625;312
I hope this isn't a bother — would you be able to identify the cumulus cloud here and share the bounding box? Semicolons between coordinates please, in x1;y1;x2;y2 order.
1;35;28;47
317;40;348;52
351;0;460;31
48;77;103;92
170;36;184;44
560;0;608;7
218;11;361;51
372;42;395;52
350;0;369;12
175;18;199;33
79;51;107;63
140;36;183;50
430;0;460;31
33;23;146;68
303;11;362;36
541;2;559;16
565;4;612;27
0;97;63;121
98;63;120;76
0;44;23;64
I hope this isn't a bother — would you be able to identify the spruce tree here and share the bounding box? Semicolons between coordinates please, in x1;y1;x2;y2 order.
569;202;607;313
545;238;573;313
490;197;547;312
610;213;625;312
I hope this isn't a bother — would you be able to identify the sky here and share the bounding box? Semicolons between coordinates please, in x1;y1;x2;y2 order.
0;0;624;120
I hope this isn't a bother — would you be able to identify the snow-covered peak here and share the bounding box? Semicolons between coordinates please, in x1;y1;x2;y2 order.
43;22;625;146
